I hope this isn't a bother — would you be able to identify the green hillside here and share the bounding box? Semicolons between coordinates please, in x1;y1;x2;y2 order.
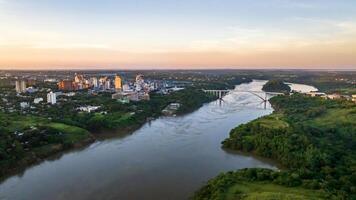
194;94;356;199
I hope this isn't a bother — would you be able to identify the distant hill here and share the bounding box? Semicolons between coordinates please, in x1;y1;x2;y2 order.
262;80;291;93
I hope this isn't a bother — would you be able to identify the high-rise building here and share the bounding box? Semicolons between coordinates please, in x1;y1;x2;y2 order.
104;80;111;90
135;74;144;91
115;75;122;91
91;77;99;88
58;80;74;91
47;92;57;104
74;73;84;83
15;80;26;93
15;81;21;93
99;77;108;88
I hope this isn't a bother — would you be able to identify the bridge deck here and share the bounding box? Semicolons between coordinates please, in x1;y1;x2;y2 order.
203;89;285;95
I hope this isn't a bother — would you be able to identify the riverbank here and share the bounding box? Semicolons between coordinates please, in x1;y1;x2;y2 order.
0;136;94;182
192;168;327;200
193;94;356;199
0;87;218;180
0;80;279;200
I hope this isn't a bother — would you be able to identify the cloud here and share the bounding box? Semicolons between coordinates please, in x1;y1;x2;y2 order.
188;26;299;52
187;17;356;54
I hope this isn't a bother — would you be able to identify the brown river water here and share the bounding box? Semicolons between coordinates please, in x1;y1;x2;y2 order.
0;80;317;200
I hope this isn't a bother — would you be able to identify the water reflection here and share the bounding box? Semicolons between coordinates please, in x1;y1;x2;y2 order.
0;80;317;200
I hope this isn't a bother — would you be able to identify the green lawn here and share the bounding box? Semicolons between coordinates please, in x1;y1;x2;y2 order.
3;114;90;144
47;122;91;143
225;182;326;200
251;114;289;130
5;115;48;132
312;108;356;128
0;113;93;177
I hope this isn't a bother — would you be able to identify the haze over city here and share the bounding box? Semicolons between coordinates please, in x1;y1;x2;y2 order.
1;0;356;69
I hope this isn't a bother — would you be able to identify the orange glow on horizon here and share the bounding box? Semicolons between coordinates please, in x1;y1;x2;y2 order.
1;0;356;70
1;41;355;70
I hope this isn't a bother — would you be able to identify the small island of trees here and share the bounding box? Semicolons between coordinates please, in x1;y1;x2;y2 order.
262;80;291;93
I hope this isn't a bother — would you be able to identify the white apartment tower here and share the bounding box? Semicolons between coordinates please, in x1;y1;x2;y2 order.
92;77;99;88
47;92;57;104
105;80;111;90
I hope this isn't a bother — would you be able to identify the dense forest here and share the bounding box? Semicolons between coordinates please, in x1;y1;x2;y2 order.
262;79;291;93
193;168;327;200
194;94;356;199
40;87;216;131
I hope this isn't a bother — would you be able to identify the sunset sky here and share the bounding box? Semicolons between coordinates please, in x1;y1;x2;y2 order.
0;0;356;69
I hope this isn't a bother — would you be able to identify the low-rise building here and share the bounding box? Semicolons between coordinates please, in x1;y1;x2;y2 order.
77;106;100;113
162;103;181;116
112;91;138;102
44;78;57;83
112;91;150;102
122;84;131;92
139;92;150;101
63;92;76;97
33;98;43;104
327;94;341;100
26;87;38;93
306;91;326;97
341;95;352;101
20;102;29;109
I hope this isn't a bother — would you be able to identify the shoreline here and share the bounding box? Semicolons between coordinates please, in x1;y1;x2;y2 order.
194;93;356;199
221;147;283;170
0;136;95;183
0;91;218;181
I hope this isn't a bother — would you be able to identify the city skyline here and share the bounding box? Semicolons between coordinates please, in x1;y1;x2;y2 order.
1;0;356;70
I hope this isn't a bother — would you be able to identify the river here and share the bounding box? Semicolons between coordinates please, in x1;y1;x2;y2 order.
0;80;317;200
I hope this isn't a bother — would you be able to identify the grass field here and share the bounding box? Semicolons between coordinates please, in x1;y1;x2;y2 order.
47;122;91;143
252;114;289;130
4;114;48;132
3;114;91;144
0;112;94;177
225;182;326;200
312;108;356;127
110;112;133;124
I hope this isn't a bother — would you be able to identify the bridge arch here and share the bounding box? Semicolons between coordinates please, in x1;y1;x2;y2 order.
202;89;285;109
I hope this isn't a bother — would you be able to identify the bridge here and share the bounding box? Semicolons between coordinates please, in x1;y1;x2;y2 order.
202;90;231;99
203;89;285;108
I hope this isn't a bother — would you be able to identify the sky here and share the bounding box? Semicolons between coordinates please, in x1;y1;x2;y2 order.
0;0;356;70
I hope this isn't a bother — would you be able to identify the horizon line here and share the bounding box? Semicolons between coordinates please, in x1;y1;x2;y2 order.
1;67;356;72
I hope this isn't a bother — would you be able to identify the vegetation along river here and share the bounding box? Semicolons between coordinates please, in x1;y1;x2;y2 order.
0;80;317;200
